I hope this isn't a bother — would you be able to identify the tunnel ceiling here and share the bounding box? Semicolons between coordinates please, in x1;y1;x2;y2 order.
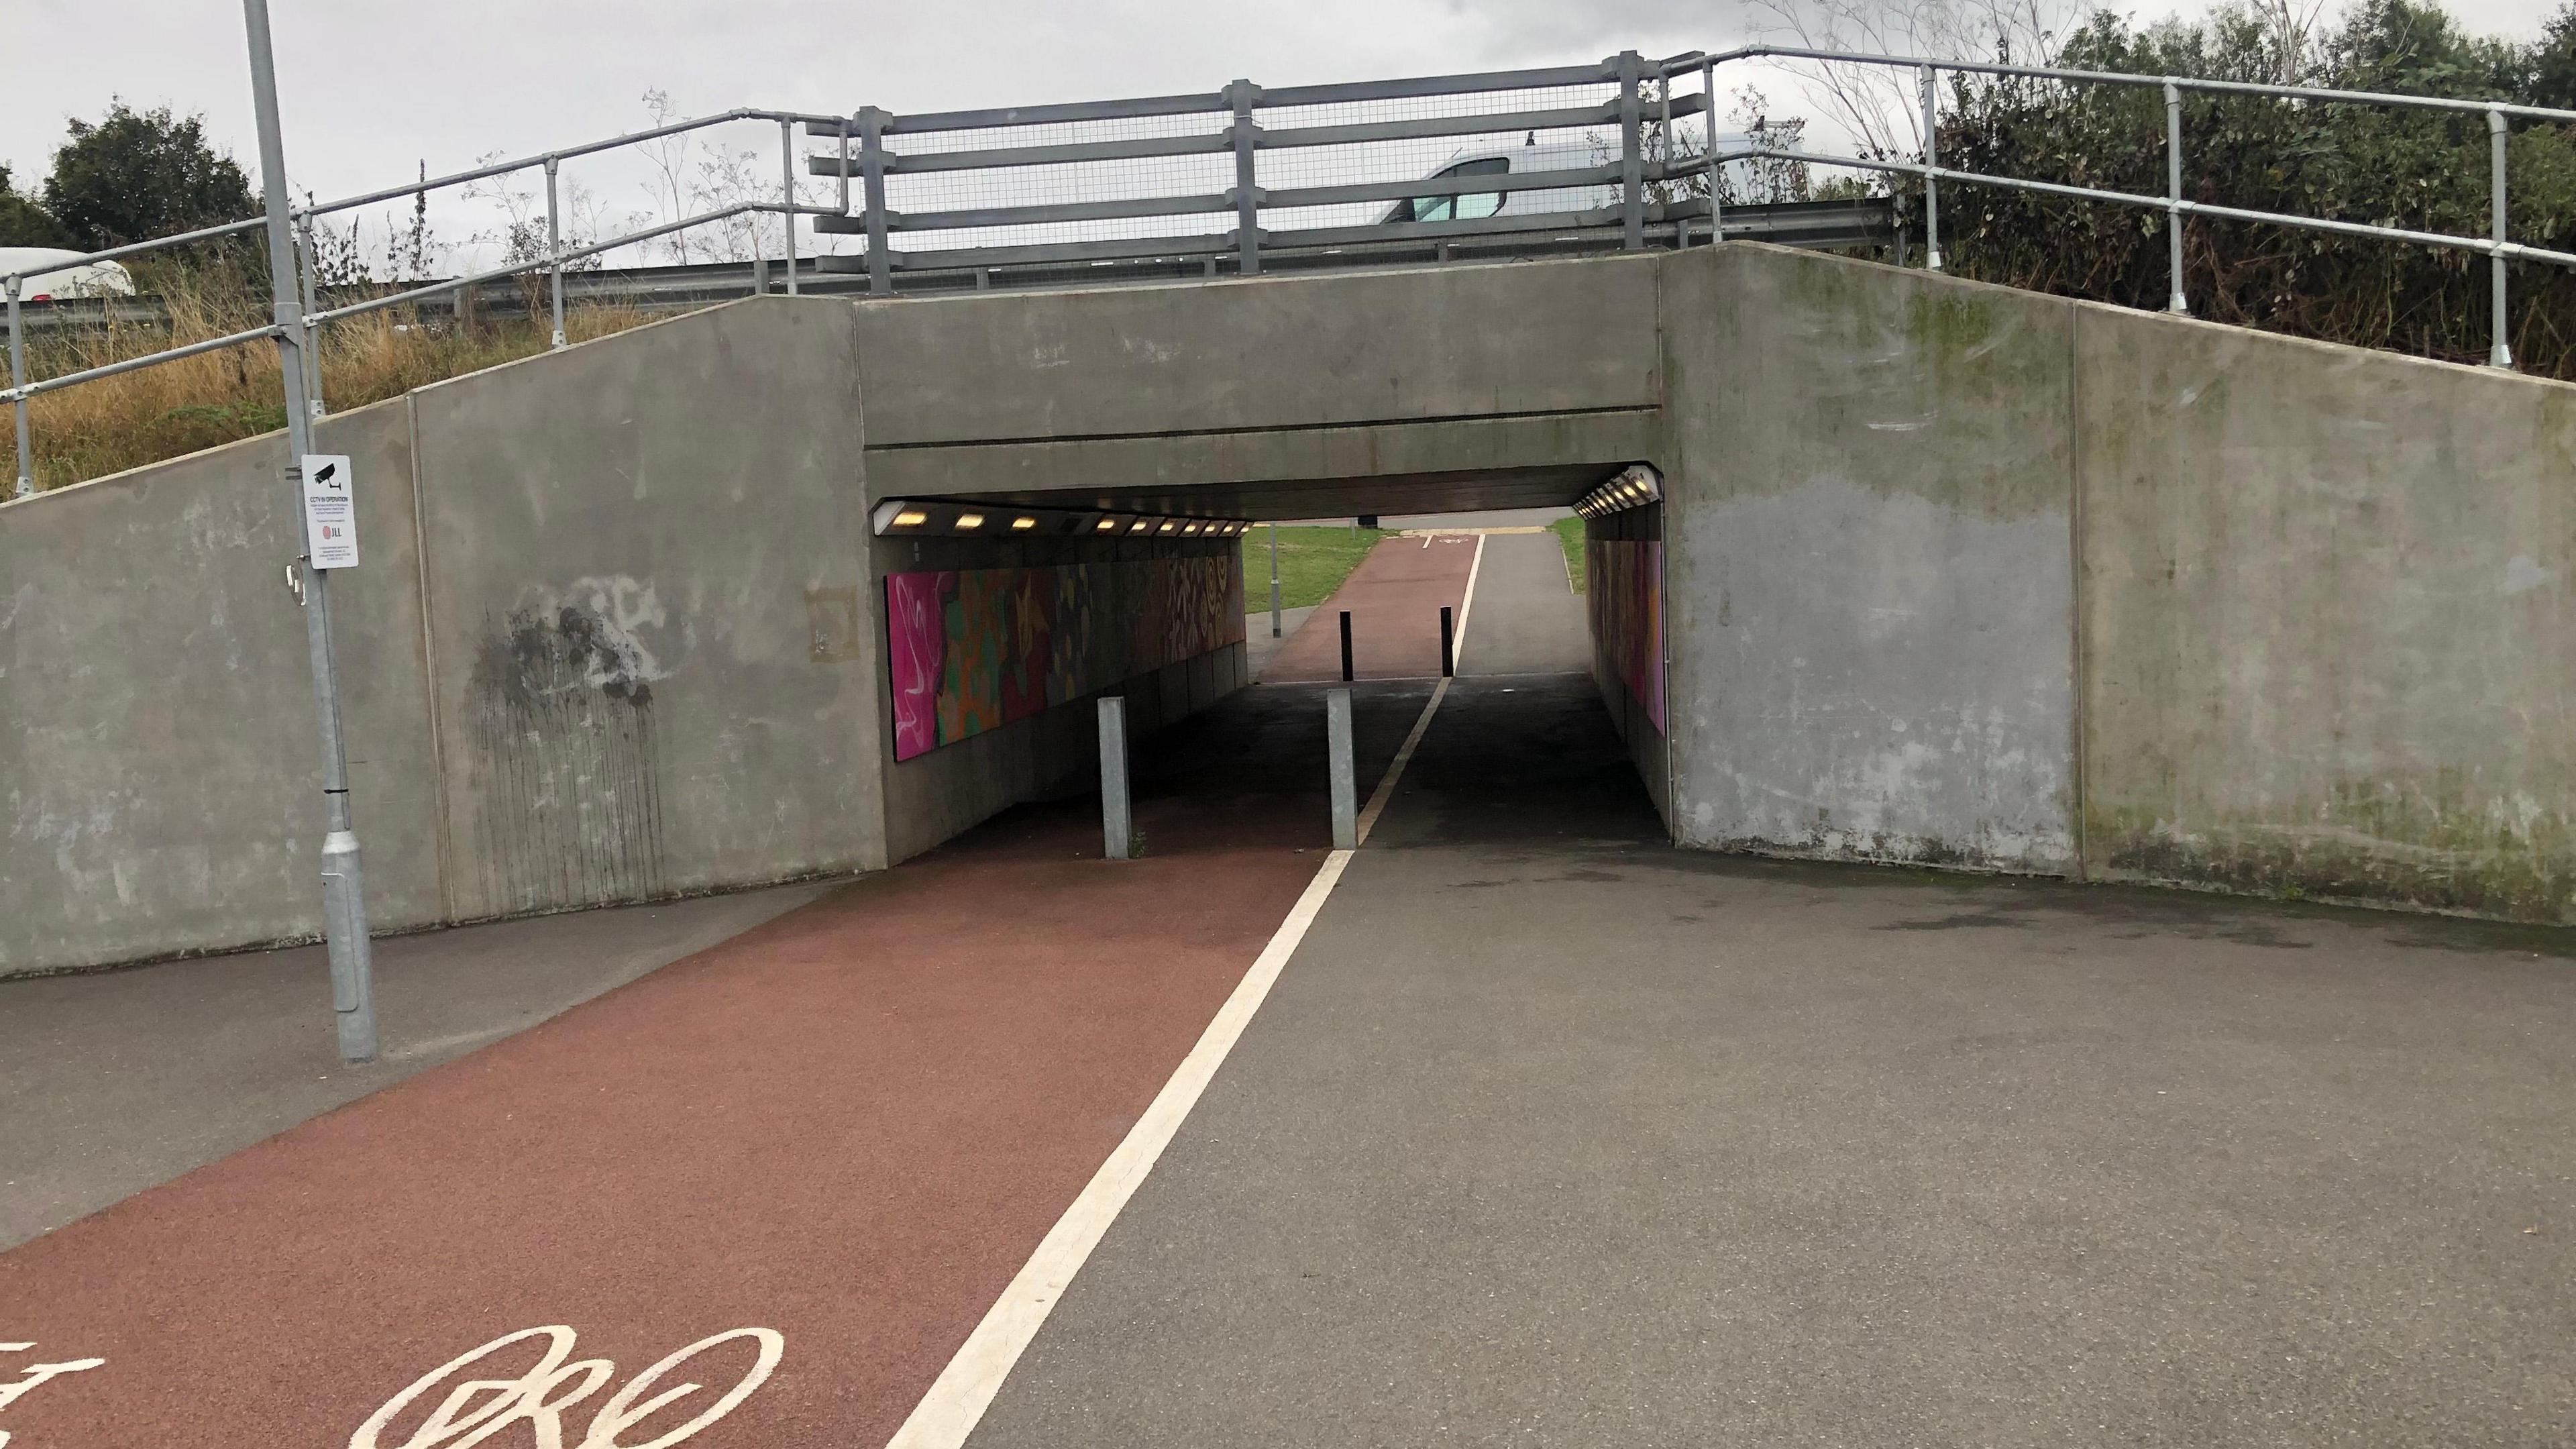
936;463;1627;522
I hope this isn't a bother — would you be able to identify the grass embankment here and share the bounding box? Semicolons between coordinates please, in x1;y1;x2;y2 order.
15;262;656;493
1552;516;1586;593
1239;524;1391;610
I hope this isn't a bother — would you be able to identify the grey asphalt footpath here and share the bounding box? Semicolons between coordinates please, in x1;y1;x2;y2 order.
1245;605;1318;679
968;675;2576;1448
1459;529;1588;677
0;881;828;1250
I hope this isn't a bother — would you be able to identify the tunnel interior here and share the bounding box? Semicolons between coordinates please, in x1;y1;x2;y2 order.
875;462;1670;863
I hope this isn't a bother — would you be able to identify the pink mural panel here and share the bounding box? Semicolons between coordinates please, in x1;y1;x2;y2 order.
887;571;952;762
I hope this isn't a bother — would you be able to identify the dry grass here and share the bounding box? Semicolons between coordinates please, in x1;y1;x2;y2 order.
17;263;658;492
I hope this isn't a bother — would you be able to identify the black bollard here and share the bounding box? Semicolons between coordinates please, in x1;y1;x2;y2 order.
1440;605;1454;678
1339;610;1354;682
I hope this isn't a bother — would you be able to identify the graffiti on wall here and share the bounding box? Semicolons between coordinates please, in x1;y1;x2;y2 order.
1587;538;1666;735
887;555;1244;761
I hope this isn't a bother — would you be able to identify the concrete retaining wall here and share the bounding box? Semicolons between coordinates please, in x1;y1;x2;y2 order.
10;245;2574;977
1662;245;2080;875
1667;244;2576;923
2075;307;2576;920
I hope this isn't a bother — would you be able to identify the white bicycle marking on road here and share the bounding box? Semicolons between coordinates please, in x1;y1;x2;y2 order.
0;1344;107;1448
351;1325;783;1449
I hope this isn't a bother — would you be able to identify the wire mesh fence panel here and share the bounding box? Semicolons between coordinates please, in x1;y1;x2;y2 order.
1252;83;1625;235
876;108;1237;256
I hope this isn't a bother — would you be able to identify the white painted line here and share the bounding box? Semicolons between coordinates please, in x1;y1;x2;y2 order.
883;679;1452;1448
1452;532;1487;665
1353;533;1477;845
1355;680;1445;847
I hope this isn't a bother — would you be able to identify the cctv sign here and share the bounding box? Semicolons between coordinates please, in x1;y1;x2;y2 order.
300;453;360;569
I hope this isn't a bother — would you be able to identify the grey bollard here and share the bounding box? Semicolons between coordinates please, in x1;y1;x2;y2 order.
1327;688;1358;850
1099;695;1134;860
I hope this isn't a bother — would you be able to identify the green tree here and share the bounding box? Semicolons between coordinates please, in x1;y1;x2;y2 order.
0;162;74;249
42;101;256;250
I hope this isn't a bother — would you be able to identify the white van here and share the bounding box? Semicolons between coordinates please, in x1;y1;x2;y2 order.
1381;137;1776;225
0;248;137;301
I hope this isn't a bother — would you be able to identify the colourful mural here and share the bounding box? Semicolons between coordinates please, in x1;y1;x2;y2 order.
886;554;1246;761
1587;537;1666;735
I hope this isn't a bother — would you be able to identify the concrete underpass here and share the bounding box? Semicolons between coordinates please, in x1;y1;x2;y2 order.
5;242;2575;1445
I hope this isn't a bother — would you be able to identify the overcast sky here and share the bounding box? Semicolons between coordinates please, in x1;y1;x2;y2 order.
5;0;2565;266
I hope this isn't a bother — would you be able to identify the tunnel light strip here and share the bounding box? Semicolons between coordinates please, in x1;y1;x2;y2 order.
869;498;1253;539
1572;463;1663;521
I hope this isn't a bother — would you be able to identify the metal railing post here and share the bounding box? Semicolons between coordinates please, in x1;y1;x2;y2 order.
244;0;377;1065
1920;63;1943;271
1098;696;1134;860
2165;80;2188;314
1229;79;1262;276
2489;107;2513;370
837;116;853;217
1327;688;1358;851
294;217;327;418
859;106;892;297
779;117;800;297
544;156;566;348
1702;57;1719;244
1269;523;1282;637
7;277;30;498
1617;51;1645;250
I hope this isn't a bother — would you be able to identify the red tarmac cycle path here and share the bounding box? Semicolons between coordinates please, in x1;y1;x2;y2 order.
1263;532;1478;683
0;778;1334;1447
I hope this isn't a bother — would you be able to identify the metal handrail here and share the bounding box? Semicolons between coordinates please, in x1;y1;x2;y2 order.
11;46;2573;500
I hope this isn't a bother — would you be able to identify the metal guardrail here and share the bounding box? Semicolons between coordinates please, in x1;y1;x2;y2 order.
9;45;2575;500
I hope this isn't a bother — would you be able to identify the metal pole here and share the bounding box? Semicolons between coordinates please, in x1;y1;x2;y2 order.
1268;523;1282;637
1702;58;1719;244
1339;609;1354;682
243;0;377;1065
1440;605;1454;678
1919;64;1943;271
2489;108;2513;370
859;106;892;297
779;117;799;297
1097;696;1133;860
1617;51;1645;251
838;116;853;217
7;278;30;499
1326;688;1358;851
294;217;327;419
2165;80;2188;314
1230;79;1261;276
545;156;566;349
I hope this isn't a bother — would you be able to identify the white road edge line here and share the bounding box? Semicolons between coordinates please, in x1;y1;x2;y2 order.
1353;533;1479;845
883;673;1456;1449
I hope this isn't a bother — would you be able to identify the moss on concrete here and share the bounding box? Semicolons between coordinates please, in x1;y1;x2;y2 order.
2090;774;2576;923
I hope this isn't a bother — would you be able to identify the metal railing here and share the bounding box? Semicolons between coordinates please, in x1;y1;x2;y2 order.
4;105;841;499
1695;44;2569;369
11;46;2575;500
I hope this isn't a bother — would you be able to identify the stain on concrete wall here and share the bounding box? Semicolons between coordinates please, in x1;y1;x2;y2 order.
465;579;673;916
1663;245;2080;875
2077;310;2576;922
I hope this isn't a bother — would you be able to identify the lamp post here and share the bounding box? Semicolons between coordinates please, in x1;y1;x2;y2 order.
244;0;378;1063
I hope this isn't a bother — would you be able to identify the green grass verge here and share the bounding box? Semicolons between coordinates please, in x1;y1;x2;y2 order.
1552;516;1587;594
1240;525;1393;610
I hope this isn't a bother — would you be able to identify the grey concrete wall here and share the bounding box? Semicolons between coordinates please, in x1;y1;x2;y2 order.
0;398;445;973
413;298;885;922
2077;311;2576;921
1662;244;2080;874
